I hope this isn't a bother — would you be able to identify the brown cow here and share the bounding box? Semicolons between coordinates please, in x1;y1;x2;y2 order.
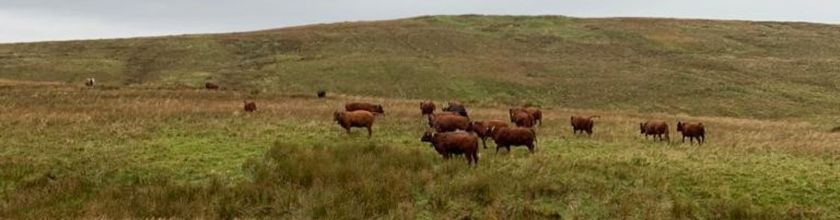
510;107;542;126
345;102;384;115
420;131;479;165
243;101;257;112
420;101;436;116
426;112;459;128
640;120;669;142
443;101;469;118
334;110;375;138
677;121;706;144
205;82;219;90
467;120;509;149
512;111;535;128
429;114;470;133
571;115;599;136
489;126;537;153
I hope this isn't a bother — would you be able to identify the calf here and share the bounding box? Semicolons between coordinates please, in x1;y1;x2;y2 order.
640;120;669;142
334;110;376;138
421;131;479;165
345;102;384;115
243;101;257;112
570;115;599;136
490;127;537;153
420;101;436;116
467;120;509;149
677;121;706;144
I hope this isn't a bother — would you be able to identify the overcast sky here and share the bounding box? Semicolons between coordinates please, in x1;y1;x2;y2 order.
2;0;839;43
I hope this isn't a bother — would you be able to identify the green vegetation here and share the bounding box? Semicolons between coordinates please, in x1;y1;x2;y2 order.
2;15;840;119
2;15;840;218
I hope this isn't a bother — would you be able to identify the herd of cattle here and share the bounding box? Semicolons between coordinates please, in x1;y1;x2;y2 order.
335;100;706;166
85;80;706;165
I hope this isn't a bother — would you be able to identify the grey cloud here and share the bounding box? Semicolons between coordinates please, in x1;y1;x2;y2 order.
1;0;839;43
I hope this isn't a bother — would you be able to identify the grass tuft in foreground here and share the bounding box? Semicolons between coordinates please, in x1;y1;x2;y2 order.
5;140;836;219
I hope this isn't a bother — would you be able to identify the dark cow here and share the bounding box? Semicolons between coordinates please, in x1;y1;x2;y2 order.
429;114;470;133
677;121;706;144
345;102;384;115
443;101;469;118
570;115;599;135
420;101;436;116
640;120;669;141
243;101;257;112
512;111;535;128
510;107;542;126
421;131;479;166
489;126;537;153
334;110;375;138
205;82;220;90
317;90;326;98
467;120;509;149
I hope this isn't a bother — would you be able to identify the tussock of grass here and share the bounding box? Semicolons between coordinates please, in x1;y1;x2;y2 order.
5;139;836;219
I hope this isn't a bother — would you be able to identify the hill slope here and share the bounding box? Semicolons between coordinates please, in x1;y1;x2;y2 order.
2;15;840;118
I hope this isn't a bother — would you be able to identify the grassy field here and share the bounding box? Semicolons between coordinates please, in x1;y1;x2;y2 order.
2;15;840;219
2;81;840;219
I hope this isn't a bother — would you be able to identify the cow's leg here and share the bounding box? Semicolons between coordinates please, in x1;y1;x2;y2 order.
527;144;535;153
367;126;372;138
472;152;478;166
481;137;487;149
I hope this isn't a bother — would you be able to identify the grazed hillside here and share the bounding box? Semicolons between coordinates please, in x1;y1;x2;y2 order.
4;15;840;219
2;15;840;119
